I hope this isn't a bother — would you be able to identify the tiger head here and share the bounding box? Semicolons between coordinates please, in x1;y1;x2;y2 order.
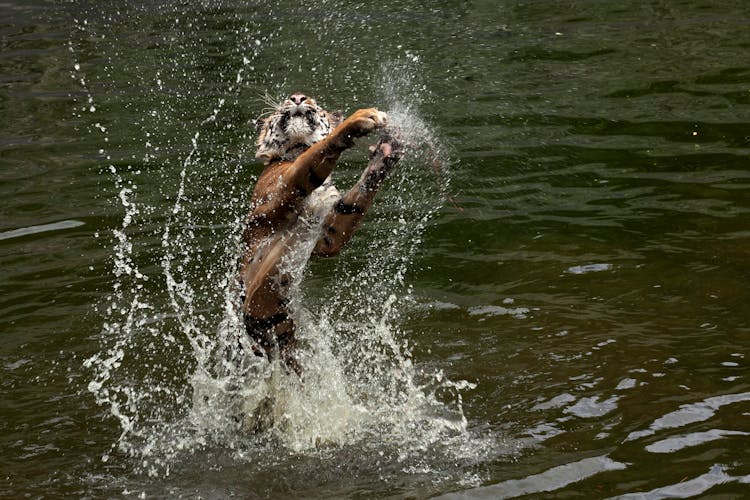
255;93;342;163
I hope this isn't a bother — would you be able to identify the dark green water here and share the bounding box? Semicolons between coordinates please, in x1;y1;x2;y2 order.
2;0;749;497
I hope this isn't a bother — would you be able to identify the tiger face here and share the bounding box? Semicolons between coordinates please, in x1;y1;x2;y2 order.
255;93;342;163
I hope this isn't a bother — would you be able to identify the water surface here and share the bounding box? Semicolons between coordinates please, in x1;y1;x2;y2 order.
1;0;749;497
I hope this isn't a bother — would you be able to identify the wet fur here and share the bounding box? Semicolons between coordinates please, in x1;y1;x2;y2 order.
239;95;399;375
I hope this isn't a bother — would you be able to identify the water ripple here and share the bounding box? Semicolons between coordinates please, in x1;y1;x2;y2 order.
645;429;750;454
0;220;85;241
610;464;750;500
439;455;627;499
625;391;750;442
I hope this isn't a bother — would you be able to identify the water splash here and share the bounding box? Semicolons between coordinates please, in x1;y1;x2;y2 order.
78;1;485;482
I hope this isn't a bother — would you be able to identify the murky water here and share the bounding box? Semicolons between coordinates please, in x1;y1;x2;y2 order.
2;0;749;497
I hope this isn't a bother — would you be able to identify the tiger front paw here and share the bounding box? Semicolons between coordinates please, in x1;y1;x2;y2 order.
340;108;388;139
372;131;403;162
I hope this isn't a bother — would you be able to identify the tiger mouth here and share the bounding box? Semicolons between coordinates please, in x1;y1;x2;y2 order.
281;107;319;129
285;104;313;117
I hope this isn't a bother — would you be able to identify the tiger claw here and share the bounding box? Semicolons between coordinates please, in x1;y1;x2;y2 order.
372;130;403;161
372;110;388;128
340;108;387;139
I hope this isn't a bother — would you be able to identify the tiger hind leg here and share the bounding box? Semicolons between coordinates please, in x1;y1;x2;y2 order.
244;312;302;377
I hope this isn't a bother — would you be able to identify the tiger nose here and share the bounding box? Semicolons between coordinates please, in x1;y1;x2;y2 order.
290;93;307;105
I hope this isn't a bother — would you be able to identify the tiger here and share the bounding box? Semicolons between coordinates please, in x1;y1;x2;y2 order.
237;93;401;376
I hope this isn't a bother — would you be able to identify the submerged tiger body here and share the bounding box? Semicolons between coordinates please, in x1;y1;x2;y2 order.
238;93;400;375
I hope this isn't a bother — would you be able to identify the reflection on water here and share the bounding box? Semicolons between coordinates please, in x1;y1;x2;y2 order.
626;391;750;442
612;465;750;500
646;429;750;454
439;456;628;500
0;220;84;241
1;0;749;497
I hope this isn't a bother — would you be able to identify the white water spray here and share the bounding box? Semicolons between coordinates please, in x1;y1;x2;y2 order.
77;3;483;478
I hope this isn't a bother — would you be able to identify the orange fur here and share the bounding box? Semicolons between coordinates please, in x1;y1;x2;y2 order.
239;102;391;373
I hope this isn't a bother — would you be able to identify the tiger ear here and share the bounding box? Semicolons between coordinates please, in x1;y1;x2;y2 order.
329;110;343;129
254;118;276;162
255;148;273;161
255;141;278;162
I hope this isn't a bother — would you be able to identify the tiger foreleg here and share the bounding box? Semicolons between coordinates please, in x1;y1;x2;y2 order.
313;133;402;257
291;109;388;198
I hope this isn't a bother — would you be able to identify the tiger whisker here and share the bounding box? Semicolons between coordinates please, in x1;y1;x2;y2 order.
255;90;283;111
